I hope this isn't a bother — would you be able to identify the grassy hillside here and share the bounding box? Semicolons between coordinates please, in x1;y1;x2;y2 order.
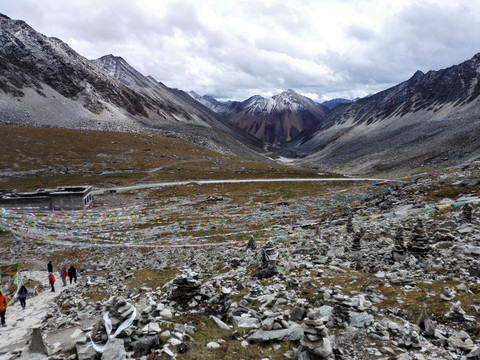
0;125;335;192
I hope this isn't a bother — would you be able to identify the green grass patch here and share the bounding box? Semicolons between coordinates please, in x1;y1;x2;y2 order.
0;125;338;191
125;267;178;290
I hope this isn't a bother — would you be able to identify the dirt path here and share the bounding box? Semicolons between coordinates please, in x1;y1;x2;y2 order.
92;177;387;194
0;271;87;359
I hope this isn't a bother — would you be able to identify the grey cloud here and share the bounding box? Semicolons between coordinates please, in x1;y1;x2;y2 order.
3;0;480;102
347;24;376;41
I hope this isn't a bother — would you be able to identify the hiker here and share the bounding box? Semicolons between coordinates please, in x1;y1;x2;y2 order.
68;265;77;284
0;289;8;327
16;285;28;310
60;266;68;287
47;260;53;273
48;272;56;292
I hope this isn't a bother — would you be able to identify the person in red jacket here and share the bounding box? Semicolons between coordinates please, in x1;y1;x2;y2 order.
48;272;56;292
60;266;68;287
0;289;8;327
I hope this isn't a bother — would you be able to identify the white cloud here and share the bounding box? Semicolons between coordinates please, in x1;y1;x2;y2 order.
3;0;480;101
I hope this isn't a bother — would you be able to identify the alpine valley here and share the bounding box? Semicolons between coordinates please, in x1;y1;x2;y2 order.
1;13;479;175
3;12;480;360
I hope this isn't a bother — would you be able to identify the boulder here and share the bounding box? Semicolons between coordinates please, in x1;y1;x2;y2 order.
247;325;305;343
130;335;160;357
76;344;101;360
28;328;49;356
230;315;261;329
101;338;126;360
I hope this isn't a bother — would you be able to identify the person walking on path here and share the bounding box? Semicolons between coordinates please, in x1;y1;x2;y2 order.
68;265;77;284
48;272;56;292
16;285;28;310
47;261;53;273
60;266;68;287
0;289;8;327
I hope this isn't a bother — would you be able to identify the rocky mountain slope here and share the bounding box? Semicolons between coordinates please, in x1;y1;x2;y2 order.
92;55;265;149
0;14;265;160
190;90;329;145
282;54;480;175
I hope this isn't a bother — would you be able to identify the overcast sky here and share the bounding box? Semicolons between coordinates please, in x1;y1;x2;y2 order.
3;0;480;101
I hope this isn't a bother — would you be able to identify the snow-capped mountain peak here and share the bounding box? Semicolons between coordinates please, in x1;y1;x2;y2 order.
188;89;328;144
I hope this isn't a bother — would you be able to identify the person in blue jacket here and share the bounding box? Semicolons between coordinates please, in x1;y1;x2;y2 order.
16;285;28;310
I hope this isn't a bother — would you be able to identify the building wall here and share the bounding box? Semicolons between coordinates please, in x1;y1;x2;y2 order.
0;197;51;210
1;186;93;211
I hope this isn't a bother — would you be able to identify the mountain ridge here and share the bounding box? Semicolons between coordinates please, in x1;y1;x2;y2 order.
189;89;329;144
281;52;480;174
0;14;266;161
2;13;480;175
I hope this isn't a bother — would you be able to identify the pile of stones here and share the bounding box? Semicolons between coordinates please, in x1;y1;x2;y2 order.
170;267;203;303
3;161;480;359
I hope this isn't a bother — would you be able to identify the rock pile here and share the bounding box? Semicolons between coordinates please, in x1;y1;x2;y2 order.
295;319;333;359
392;225;408;262
408;218;431;256
2;161;480;359
170;267;203;303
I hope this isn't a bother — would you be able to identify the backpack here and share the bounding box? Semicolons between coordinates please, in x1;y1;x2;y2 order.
49;274;56;283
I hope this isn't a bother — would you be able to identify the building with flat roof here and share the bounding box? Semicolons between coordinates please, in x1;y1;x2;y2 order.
0;186;92;211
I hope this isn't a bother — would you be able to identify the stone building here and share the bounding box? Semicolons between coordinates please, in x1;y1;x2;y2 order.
0;186;93;211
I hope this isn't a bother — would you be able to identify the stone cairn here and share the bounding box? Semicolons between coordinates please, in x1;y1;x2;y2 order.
392;225;408;262
407;218;431;256
254;240;280;279
333;294;351;327
295;319;333;360
366;253;381;273
445;301;475;321
346;216;354;234
351;227;364;252
351;227;364;270
440;287;456;301
468;259;480;277
462;203;473;223
261;240;278;263
170;268;203;302
401;329;422;348
246;235;256;252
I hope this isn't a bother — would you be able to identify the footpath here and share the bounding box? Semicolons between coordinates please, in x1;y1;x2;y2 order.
0;271;79;359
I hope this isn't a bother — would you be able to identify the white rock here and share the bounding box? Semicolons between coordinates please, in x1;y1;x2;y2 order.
160;308;173;319
142;322;161;333
206;341;221;349
210;315;231;330
169;338;182;346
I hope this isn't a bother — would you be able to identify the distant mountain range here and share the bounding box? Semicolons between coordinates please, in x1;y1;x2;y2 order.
189;90;328;145
189;91;353;144
1;13;479;175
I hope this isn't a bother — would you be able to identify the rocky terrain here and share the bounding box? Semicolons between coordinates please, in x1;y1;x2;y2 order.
1;161;480;359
